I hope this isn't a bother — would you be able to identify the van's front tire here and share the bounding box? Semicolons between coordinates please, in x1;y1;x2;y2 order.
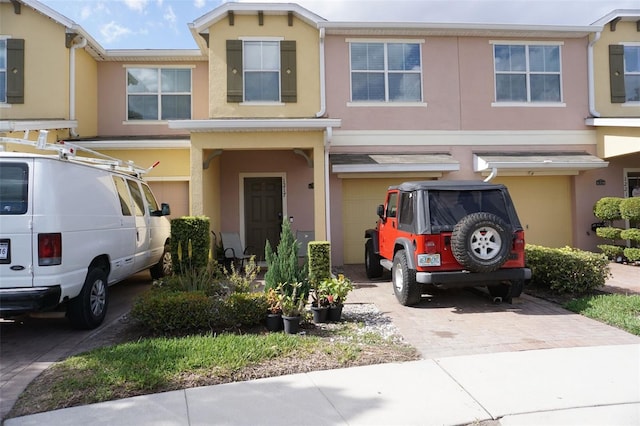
150;243;172;279
67;267;109;329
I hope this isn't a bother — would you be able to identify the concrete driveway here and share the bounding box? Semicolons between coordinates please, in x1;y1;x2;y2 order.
343;263;640;359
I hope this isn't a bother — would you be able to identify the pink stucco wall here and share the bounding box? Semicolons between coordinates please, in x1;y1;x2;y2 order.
97;61;209;137
218;150;315;234
324;35;591;131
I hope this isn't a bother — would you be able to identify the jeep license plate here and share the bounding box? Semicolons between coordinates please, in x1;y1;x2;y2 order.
418;254;440;267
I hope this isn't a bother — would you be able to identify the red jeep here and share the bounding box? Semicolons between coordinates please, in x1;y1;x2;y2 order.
364;181;531;306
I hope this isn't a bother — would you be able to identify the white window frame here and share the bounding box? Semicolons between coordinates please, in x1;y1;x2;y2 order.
124;65;193;122
348;38;425;106
241;37;284;105
491;40;565;107
0;38;7;104
622;43;640;105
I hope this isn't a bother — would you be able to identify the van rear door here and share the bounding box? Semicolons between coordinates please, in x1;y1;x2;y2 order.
0;158;34;288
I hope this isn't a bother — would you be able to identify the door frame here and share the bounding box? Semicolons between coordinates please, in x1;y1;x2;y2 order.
239;172;287;248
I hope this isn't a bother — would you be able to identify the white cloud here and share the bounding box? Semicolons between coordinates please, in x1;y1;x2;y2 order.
194;0;206;8
123;0;150;14
164;5;177;23
100;21;133;43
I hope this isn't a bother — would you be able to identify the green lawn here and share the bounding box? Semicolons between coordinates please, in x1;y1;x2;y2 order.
564;294;640;336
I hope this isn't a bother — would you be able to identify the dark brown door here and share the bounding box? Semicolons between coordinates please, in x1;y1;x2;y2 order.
244;177;283;260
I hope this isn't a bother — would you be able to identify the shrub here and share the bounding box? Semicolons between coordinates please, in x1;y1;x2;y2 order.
131;291;218;335
171;217;211;274
620;228;640;243
223;292;268;328
597;244;625;260
593;197;623;222
264;219;308;296
525;245;610;294
595;226;622;241
620;197;640;222
624;248;640;262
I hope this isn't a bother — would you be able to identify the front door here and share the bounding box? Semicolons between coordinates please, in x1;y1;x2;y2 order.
244;177;283;260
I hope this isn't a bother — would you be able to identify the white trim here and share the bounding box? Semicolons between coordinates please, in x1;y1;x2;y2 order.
239;173;287;249
0;120;77;132
168;118;342;131
239;102;285;107
474;153;608;173
73;140;191;149
489;40;564;46
145;176;191;182
347;102;427;108
585;118;640;127
345;38;425;44
239;36;284;42
331;130;596;147
122;64;195;69
491;102;566;108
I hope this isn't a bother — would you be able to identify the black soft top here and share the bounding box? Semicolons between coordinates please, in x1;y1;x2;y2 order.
390;180;507;192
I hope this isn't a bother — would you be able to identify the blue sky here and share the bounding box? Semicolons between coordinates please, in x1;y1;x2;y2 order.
37;0;640;50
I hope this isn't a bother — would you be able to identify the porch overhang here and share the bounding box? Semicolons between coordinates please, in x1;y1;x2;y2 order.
474;152;609;176
168;119;341;132
0;120;78;133
330;153;459;175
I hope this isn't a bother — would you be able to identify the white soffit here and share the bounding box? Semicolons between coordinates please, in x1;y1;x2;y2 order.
331;153;459;173
474;152;608;173
585;117;640;128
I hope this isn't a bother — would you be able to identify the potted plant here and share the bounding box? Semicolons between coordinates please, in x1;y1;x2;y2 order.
309;278;329;323
278;282;306;334
322;274;353;322
265;287;283;332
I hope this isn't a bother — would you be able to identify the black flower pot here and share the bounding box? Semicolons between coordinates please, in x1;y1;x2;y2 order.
266;313;283;332
310;305;328;323
328;304;343;322
282;315;301;334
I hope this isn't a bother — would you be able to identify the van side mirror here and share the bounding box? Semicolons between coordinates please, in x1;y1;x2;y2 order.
161;203;171;216
377;204;385;218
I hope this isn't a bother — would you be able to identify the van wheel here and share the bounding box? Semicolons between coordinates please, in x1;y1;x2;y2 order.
67;268;109;329
150;244;172;279
392;250;421;306
365;239;383;278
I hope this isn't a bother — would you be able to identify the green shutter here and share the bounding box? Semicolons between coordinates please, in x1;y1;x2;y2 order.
226;40;243;103
280;40;297;103
609;44;626;103
6;39;25;104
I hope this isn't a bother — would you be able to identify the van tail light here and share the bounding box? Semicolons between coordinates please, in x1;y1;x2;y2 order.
38;233;62;266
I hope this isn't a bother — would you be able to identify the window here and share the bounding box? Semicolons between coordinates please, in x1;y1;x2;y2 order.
1;38;24;104
386;192;398;218
0;162;28;215
126;67;191;120
398;192;414;231
112;176;132;216
350;42;422;102
624;45;640;102
126;180;145;216
226;40;297;103
493;43;562;103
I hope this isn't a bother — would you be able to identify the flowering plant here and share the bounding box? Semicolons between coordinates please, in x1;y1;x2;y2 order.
321;274;353;306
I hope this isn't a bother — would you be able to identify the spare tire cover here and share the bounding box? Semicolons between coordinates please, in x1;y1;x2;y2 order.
451;212;511;273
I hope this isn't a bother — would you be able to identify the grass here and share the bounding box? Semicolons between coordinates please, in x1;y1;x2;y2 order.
564;294;640;336
9;320;419;418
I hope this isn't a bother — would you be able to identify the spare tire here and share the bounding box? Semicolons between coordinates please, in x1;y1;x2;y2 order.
451;212;511;273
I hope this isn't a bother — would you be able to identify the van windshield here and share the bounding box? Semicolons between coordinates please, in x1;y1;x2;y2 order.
0;163;28;215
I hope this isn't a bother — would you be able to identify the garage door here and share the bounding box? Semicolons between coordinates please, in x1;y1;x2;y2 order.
494;176;572;248
342;178;415;264
148;181;189;219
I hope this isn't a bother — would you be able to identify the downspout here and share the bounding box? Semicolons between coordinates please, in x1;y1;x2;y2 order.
324;127;332;244
69;36;87;138
588;31;602;118
316;27;326;118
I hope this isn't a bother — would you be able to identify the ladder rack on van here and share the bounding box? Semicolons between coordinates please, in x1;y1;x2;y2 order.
0;130;158;178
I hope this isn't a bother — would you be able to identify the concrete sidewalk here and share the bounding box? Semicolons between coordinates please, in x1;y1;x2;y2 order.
5;343;640;426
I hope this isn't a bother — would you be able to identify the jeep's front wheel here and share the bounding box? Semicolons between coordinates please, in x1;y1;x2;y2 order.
451;212;511;273
365;239;383;279
392;250;421;306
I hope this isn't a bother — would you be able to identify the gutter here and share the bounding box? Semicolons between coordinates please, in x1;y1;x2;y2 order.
69;35;87;138
587;31;602;118
324;127;332;243
316;27;326;118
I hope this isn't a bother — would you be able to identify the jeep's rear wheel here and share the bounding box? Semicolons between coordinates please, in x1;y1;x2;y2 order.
67;267;108;329
365;239;383;279
392;250;421;306
451;212;511;273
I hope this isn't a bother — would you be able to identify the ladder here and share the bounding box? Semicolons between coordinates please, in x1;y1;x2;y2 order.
0;130;159;178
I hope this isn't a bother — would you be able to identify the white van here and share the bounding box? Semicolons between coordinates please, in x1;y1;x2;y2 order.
0;134;171;329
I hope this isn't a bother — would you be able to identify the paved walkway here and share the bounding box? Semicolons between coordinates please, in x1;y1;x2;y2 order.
4;263;640;425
